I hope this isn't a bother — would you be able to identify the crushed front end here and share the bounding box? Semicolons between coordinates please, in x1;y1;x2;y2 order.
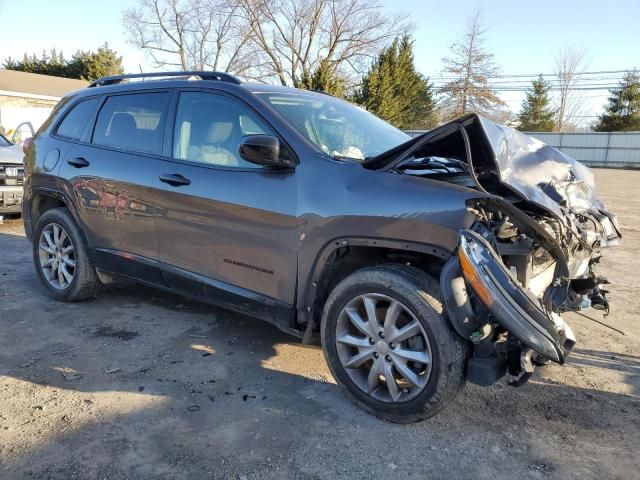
442;193;620;385
366;113;622;385
436;118;621;385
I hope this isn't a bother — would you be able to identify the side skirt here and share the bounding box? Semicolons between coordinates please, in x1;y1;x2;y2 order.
94;249;301;338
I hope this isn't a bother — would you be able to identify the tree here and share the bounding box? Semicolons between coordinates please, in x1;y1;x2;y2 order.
353;35;436;129
439;11;505;120
3;45;123;81
235;0;409;88
300;58;346;96
594;72;640;132
123;0;253;74
517;75;556;131
67;46;124;81
4;49;68;77
554;46;587;131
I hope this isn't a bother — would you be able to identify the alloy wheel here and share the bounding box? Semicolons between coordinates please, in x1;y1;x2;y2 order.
335;293;433;403
38;223;76;290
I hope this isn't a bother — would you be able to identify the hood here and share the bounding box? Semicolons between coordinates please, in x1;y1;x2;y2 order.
364;114;621;246
0;144;24;165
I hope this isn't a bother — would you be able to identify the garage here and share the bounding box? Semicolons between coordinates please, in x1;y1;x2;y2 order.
0;69;87;141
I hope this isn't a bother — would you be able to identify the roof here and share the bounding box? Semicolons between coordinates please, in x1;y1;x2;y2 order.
0;69;88;99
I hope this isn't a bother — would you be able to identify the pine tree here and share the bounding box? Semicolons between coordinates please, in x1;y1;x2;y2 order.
594;72;640;132
299;59;345;97
68;45;124;81
3;45;124;81
517;75;556;131
353;35;437;129
439;11;505;120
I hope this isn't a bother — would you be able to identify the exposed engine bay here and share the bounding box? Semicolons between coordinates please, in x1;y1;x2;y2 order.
365;114;622;385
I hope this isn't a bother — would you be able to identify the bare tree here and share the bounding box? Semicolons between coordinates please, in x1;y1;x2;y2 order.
123;0;253;74
554;46;587;132
235;0;410;87
439;11;505;120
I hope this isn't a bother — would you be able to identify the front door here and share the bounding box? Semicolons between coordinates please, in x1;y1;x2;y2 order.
58;91;170;280
154;90;300;310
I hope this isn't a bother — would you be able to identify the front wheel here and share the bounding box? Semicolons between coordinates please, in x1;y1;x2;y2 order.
321;265;467;423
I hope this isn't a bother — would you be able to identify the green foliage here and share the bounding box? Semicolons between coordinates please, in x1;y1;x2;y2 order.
299;59;345;97
3;45;124;81
3;49;67;77
517;75;556;131
353;35;437;129
594;72;640;132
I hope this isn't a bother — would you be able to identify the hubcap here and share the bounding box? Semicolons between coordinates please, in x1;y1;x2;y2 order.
38;223;76;290
335;293;432;403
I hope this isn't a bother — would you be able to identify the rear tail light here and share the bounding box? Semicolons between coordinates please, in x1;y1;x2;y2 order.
23;137;33;155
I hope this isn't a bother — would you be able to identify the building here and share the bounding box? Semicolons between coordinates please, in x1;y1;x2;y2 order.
0;69;87;135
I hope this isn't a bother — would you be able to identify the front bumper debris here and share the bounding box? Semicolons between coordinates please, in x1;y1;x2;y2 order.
457;230;576;364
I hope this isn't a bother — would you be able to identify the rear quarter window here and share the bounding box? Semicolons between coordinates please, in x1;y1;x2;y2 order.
92;92;169;155
55;97;101;140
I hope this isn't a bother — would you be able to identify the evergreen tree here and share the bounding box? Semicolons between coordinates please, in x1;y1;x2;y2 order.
3;45;124;81
594;71;640;132
68;45;125;81
517;75;556;131
353;35;437;129
439;11;505;119
299;59;345;97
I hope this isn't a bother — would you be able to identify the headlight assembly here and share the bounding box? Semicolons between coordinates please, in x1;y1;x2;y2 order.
458;230;575;364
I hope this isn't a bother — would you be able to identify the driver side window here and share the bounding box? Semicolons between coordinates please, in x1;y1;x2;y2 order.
173;92;273;168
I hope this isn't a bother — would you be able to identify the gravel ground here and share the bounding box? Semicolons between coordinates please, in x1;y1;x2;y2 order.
0;168;638;480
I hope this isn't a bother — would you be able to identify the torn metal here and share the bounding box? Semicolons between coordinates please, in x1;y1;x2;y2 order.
366;114;621;384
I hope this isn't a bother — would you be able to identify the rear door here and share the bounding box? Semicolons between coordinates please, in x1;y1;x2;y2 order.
153;89;300;308
56;91;170;281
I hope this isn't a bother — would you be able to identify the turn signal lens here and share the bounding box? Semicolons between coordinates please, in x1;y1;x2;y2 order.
459;244;494;307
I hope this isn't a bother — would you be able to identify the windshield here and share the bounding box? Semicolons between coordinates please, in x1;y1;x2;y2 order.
0;134;11;147
255;91;410;161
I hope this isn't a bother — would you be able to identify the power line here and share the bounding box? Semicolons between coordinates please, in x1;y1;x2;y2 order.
428;69;636;79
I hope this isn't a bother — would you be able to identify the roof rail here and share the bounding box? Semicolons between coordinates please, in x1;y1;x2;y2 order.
88;71;242;88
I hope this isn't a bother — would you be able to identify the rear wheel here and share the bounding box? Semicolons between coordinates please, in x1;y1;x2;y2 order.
33;208;100;301
321;265;466;423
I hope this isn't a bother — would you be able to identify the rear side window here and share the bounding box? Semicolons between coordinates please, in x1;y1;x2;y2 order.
56;98;100;140
92;92;169;155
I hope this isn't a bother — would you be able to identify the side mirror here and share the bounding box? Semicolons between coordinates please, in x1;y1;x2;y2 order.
239;135;295;169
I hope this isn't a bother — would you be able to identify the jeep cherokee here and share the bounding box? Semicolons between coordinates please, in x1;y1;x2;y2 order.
22;71;621;423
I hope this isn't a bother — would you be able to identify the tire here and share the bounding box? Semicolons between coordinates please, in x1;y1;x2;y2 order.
32;207;101;301
321;264;467;423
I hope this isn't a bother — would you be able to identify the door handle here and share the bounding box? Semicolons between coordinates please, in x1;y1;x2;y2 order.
67;157;90;168
159;173;191;187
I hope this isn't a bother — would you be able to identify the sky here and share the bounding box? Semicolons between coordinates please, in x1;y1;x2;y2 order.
0;0;638;124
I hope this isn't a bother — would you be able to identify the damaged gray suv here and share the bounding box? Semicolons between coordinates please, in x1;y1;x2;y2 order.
22;72;621;423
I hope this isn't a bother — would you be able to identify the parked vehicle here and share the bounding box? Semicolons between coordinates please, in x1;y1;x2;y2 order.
22;72;620;422
0;132;25;214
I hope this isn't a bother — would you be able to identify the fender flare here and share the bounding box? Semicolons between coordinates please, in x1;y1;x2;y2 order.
299;235;453;323
29;186;91;247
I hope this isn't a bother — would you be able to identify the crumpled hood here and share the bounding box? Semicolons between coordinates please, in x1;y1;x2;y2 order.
365;114;621;246
0;144;23;164
473;116;614;226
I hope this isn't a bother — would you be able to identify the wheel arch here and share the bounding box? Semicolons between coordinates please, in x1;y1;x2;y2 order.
299;237;453;341
29;188;90;248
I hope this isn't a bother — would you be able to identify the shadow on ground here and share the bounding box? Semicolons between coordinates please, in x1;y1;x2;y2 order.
1;230;639;480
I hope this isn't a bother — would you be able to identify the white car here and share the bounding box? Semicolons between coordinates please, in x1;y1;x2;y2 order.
0;132;25;215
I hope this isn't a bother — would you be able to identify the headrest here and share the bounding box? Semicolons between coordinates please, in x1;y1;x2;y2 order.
205;121;233;144
109;113;137;138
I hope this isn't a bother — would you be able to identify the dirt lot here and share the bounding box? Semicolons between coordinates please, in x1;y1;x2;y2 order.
0;168;638;480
